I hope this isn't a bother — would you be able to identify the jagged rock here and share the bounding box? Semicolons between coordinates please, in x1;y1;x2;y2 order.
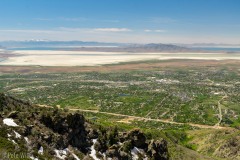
126;129;147;148
106;144;120;158
119;151;129;160
120;140;133;152
83;155;94;160
40;112;89;152
147;139;169;160
88;128;99;139
7;111;19;118
93;141;101;152
94;134;108;153
18;125;33;136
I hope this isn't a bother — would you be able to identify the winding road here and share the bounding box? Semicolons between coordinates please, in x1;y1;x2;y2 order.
214;94;228;127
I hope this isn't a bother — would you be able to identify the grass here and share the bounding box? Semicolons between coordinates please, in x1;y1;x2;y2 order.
54;95;98;110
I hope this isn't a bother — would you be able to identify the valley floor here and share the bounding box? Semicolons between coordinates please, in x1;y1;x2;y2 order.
0;59;239;159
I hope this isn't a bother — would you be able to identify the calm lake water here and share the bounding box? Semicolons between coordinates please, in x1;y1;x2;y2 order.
192;47;240;52
9;46;240;52
9;47;69;51
0;58;6;62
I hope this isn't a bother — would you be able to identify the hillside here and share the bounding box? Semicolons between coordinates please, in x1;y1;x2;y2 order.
0;93;169;160
187;129;240;160
1;93;239;160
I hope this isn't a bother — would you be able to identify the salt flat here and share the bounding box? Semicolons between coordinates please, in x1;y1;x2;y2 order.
0;50;240;66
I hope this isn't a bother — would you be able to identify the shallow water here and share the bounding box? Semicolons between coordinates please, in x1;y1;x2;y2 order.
0;58;6;62
10;46;240;52
192;47;240;52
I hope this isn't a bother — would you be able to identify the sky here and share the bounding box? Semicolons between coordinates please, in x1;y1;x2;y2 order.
0;0;239;44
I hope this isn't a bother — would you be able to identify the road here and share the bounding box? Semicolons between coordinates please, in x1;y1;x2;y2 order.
38;104;231;130
214;94;228;127
68;108;230;130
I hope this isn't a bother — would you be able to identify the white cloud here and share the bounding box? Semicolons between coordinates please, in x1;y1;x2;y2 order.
57;27;132;33
93;28;132;32
0;28;132;34
144;29;152;32
155;30;166;33
144;29;166;33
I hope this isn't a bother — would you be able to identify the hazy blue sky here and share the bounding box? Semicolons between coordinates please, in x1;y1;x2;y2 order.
0;0;239;44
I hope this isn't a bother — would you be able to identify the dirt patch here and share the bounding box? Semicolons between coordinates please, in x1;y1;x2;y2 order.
0;59;240;73
117;117;135;124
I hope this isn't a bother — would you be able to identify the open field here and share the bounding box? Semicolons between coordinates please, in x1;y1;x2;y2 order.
0;50;240;66
0;59;240;73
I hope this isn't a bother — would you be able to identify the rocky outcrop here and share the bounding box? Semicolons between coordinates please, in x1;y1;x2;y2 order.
0;93;170;159
94;128;169;159
40;112;89;152
147;139;169;160
125;129;147;148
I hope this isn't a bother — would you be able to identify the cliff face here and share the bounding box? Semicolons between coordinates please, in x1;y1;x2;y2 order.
0;93;169;160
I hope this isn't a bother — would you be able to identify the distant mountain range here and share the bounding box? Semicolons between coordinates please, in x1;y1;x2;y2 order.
0;40;123;48
2;40;239;53
123;43;192;52
179;43;240;48
0;41;195;52
69;43;193;52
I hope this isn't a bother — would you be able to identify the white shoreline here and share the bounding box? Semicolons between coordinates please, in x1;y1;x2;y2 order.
0;50;240;66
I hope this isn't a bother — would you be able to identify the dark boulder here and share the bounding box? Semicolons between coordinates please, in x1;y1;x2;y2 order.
147;139;169;160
